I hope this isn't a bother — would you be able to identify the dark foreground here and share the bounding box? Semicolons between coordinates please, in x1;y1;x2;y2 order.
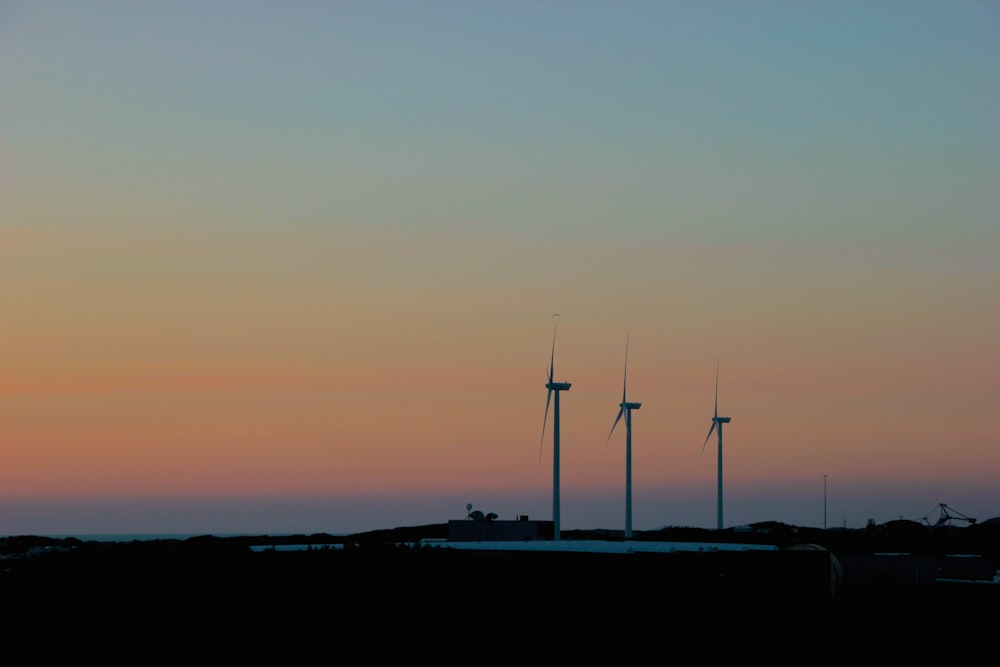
2;523;997;657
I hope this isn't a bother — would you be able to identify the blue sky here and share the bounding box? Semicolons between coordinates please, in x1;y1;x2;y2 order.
2;1;998;536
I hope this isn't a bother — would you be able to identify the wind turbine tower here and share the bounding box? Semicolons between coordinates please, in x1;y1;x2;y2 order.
702;360;731;531
541;318;571;541
607;333;641;539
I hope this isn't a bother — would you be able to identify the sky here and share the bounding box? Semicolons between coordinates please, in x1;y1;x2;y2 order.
2;1;998;537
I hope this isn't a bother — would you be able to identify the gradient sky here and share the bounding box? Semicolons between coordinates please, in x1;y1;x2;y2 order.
2;1;998;536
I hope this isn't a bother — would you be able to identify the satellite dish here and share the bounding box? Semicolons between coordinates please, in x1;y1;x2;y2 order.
469;510;485;521
486;512;498;521
466;502;473;511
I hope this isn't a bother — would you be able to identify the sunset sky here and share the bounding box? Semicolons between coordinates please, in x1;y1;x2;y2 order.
2;1;998;536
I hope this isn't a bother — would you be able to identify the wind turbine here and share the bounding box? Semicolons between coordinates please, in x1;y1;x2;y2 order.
540;316;571;541
607;333;641;539
701;359;731;531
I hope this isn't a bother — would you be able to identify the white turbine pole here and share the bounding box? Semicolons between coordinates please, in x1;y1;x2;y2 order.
553;389;561;540
625;410;633;538
716;419;724;531
547;376;571;541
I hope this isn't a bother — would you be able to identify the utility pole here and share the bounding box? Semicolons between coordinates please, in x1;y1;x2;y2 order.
823;474;828;530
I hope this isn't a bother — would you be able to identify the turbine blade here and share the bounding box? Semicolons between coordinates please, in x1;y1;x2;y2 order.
549;322;558;382
621;333;629;402
540;321;558;467
714;359;720;418
607;407;624;445
701;421;716;455
543;388;553;436
539;388;553;466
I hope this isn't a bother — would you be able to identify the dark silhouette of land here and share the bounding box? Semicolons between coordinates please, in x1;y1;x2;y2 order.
2;519;997;653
